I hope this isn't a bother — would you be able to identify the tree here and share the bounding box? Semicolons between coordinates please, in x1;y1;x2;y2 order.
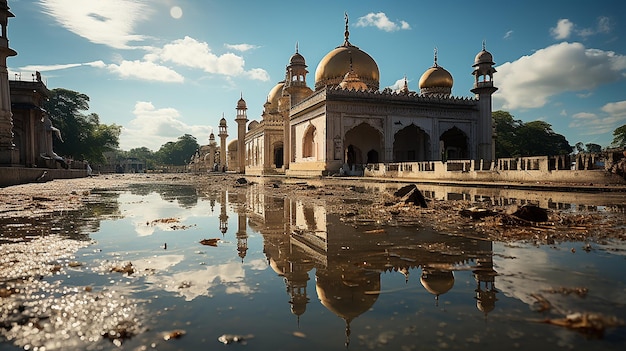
44;88;120;164
127;147;157;170
492;110;572;157
155;134;199;165
585;143;602;153
612;124;626;147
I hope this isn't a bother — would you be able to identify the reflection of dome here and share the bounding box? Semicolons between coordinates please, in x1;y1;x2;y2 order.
268;257;286;276
420;269;454;298
315;270;380;323
315;17;379;91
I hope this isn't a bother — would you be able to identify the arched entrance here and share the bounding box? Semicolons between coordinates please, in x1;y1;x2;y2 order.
303;125;316;158
440;127;468;160
393;124;431;162
273;142;284;168
344;122;382;167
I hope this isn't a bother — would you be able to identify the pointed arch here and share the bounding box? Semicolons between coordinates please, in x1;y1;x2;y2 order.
303;124;316;158
440;127;469;160
344;122;383;165
393;124;431;162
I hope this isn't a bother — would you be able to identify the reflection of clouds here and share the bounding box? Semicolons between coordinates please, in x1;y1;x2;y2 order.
493;245;551;306
143;261;252;301
132;254;184;271
246;258;268;271
118;192;214;236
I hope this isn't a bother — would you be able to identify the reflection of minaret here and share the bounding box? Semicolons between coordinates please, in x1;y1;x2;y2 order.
208;191;217;214
219;190;228;236
473;244;498;317
0;0;18;164
283;251;314;325
236;210;248;262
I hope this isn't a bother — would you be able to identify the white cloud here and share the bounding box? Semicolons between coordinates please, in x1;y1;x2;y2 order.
39;0;151;49
225;43;260;52
504;30;513;40
550;17;612;40
96;60;184;82
386;77;411;92
119;101;212;151
355;12;411;32
568;101;626;136
148;36;269;81
494;42;626;110
550;19;574;39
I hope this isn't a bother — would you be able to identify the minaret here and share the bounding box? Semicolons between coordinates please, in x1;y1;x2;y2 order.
282;43;312;170
471;41;498;162
0;0;17;164
235;94;248;173
218;114;228;171
208;132;217;170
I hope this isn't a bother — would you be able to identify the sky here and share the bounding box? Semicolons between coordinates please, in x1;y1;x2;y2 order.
5;0;626;151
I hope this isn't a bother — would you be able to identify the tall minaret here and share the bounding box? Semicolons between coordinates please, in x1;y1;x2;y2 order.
235;95;248;174
218;114;228;171
281;43;312;170
0;0;17;164
471;41;497;162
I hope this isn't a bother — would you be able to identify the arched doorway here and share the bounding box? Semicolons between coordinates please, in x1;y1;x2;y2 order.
303;125;316;158
273;142;284;168
344;122;382;166
393;124;431;162
440;127;468;160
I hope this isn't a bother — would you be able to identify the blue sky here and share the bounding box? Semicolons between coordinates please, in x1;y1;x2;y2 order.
6;0;626;151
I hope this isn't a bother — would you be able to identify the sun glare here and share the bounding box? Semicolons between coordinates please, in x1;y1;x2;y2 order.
170;6;183;19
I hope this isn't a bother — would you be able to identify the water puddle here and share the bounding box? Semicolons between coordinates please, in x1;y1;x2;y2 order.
1;182;625;350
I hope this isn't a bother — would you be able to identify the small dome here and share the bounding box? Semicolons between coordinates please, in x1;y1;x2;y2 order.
237;96;247;109
248;120;259;131
219;117;227;126
290;51;306;66
419;65;453;89
209;132;215;140
339;70;368;91
473;49;494;67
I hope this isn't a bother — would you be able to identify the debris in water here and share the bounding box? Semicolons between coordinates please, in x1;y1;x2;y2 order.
164;329;186;340
111;262;135;275
539;312;625;337
200;238;220;246
218;333;254;345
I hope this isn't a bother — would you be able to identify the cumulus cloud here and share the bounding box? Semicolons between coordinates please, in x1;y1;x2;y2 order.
494;42;626;110
39;0;151;49
119;101;212;151
92;60;184;82
567;101;626;136
386;77;411;92
147;36;269;81
355;12;411;32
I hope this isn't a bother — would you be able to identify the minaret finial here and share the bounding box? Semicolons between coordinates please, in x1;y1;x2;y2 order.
344;12;350;44
295;41;299;54
482;40;486;51
434;47;438;67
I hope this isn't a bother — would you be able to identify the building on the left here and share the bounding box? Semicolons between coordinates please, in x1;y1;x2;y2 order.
0;0;88;186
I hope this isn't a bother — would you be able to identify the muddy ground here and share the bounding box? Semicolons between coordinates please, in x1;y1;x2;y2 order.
1;172;625;245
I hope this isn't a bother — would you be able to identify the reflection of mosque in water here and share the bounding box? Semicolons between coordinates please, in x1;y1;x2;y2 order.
220;184;498;346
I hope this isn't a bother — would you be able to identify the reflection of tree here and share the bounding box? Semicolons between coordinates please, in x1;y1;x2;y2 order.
0;190;122;243
127;184;198;208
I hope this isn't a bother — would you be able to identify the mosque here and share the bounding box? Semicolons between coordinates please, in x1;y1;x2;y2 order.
196;15;498;177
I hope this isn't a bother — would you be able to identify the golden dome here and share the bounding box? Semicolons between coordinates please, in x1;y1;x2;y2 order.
266;81;285;111
419;65;453;89
315;45;379;90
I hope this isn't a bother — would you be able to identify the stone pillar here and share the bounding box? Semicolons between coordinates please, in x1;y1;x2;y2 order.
0;0;17;164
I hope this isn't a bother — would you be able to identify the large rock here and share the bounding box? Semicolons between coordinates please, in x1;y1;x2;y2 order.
393;184;427;208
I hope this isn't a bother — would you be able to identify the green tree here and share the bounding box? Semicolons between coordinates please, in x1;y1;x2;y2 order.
585;143;602;153
492;110;572;157
127;147;157;170
155;134;199;166
44;88;120;164
612;124;626;147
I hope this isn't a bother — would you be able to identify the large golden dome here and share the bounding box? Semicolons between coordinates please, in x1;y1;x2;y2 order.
265;81;285;112
314;16;379;90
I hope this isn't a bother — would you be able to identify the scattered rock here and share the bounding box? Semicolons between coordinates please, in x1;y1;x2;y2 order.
200;238;220;247
393;184;427;208
164;329;186;341
218;333;254;345
460;206;495;219
510;205;548;222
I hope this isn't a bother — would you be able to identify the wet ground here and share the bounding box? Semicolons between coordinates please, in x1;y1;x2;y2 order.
0;174;625;350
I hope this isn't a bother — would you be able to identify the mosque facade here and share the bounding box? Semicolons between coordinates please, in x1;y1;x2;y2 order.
231;16;497;177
